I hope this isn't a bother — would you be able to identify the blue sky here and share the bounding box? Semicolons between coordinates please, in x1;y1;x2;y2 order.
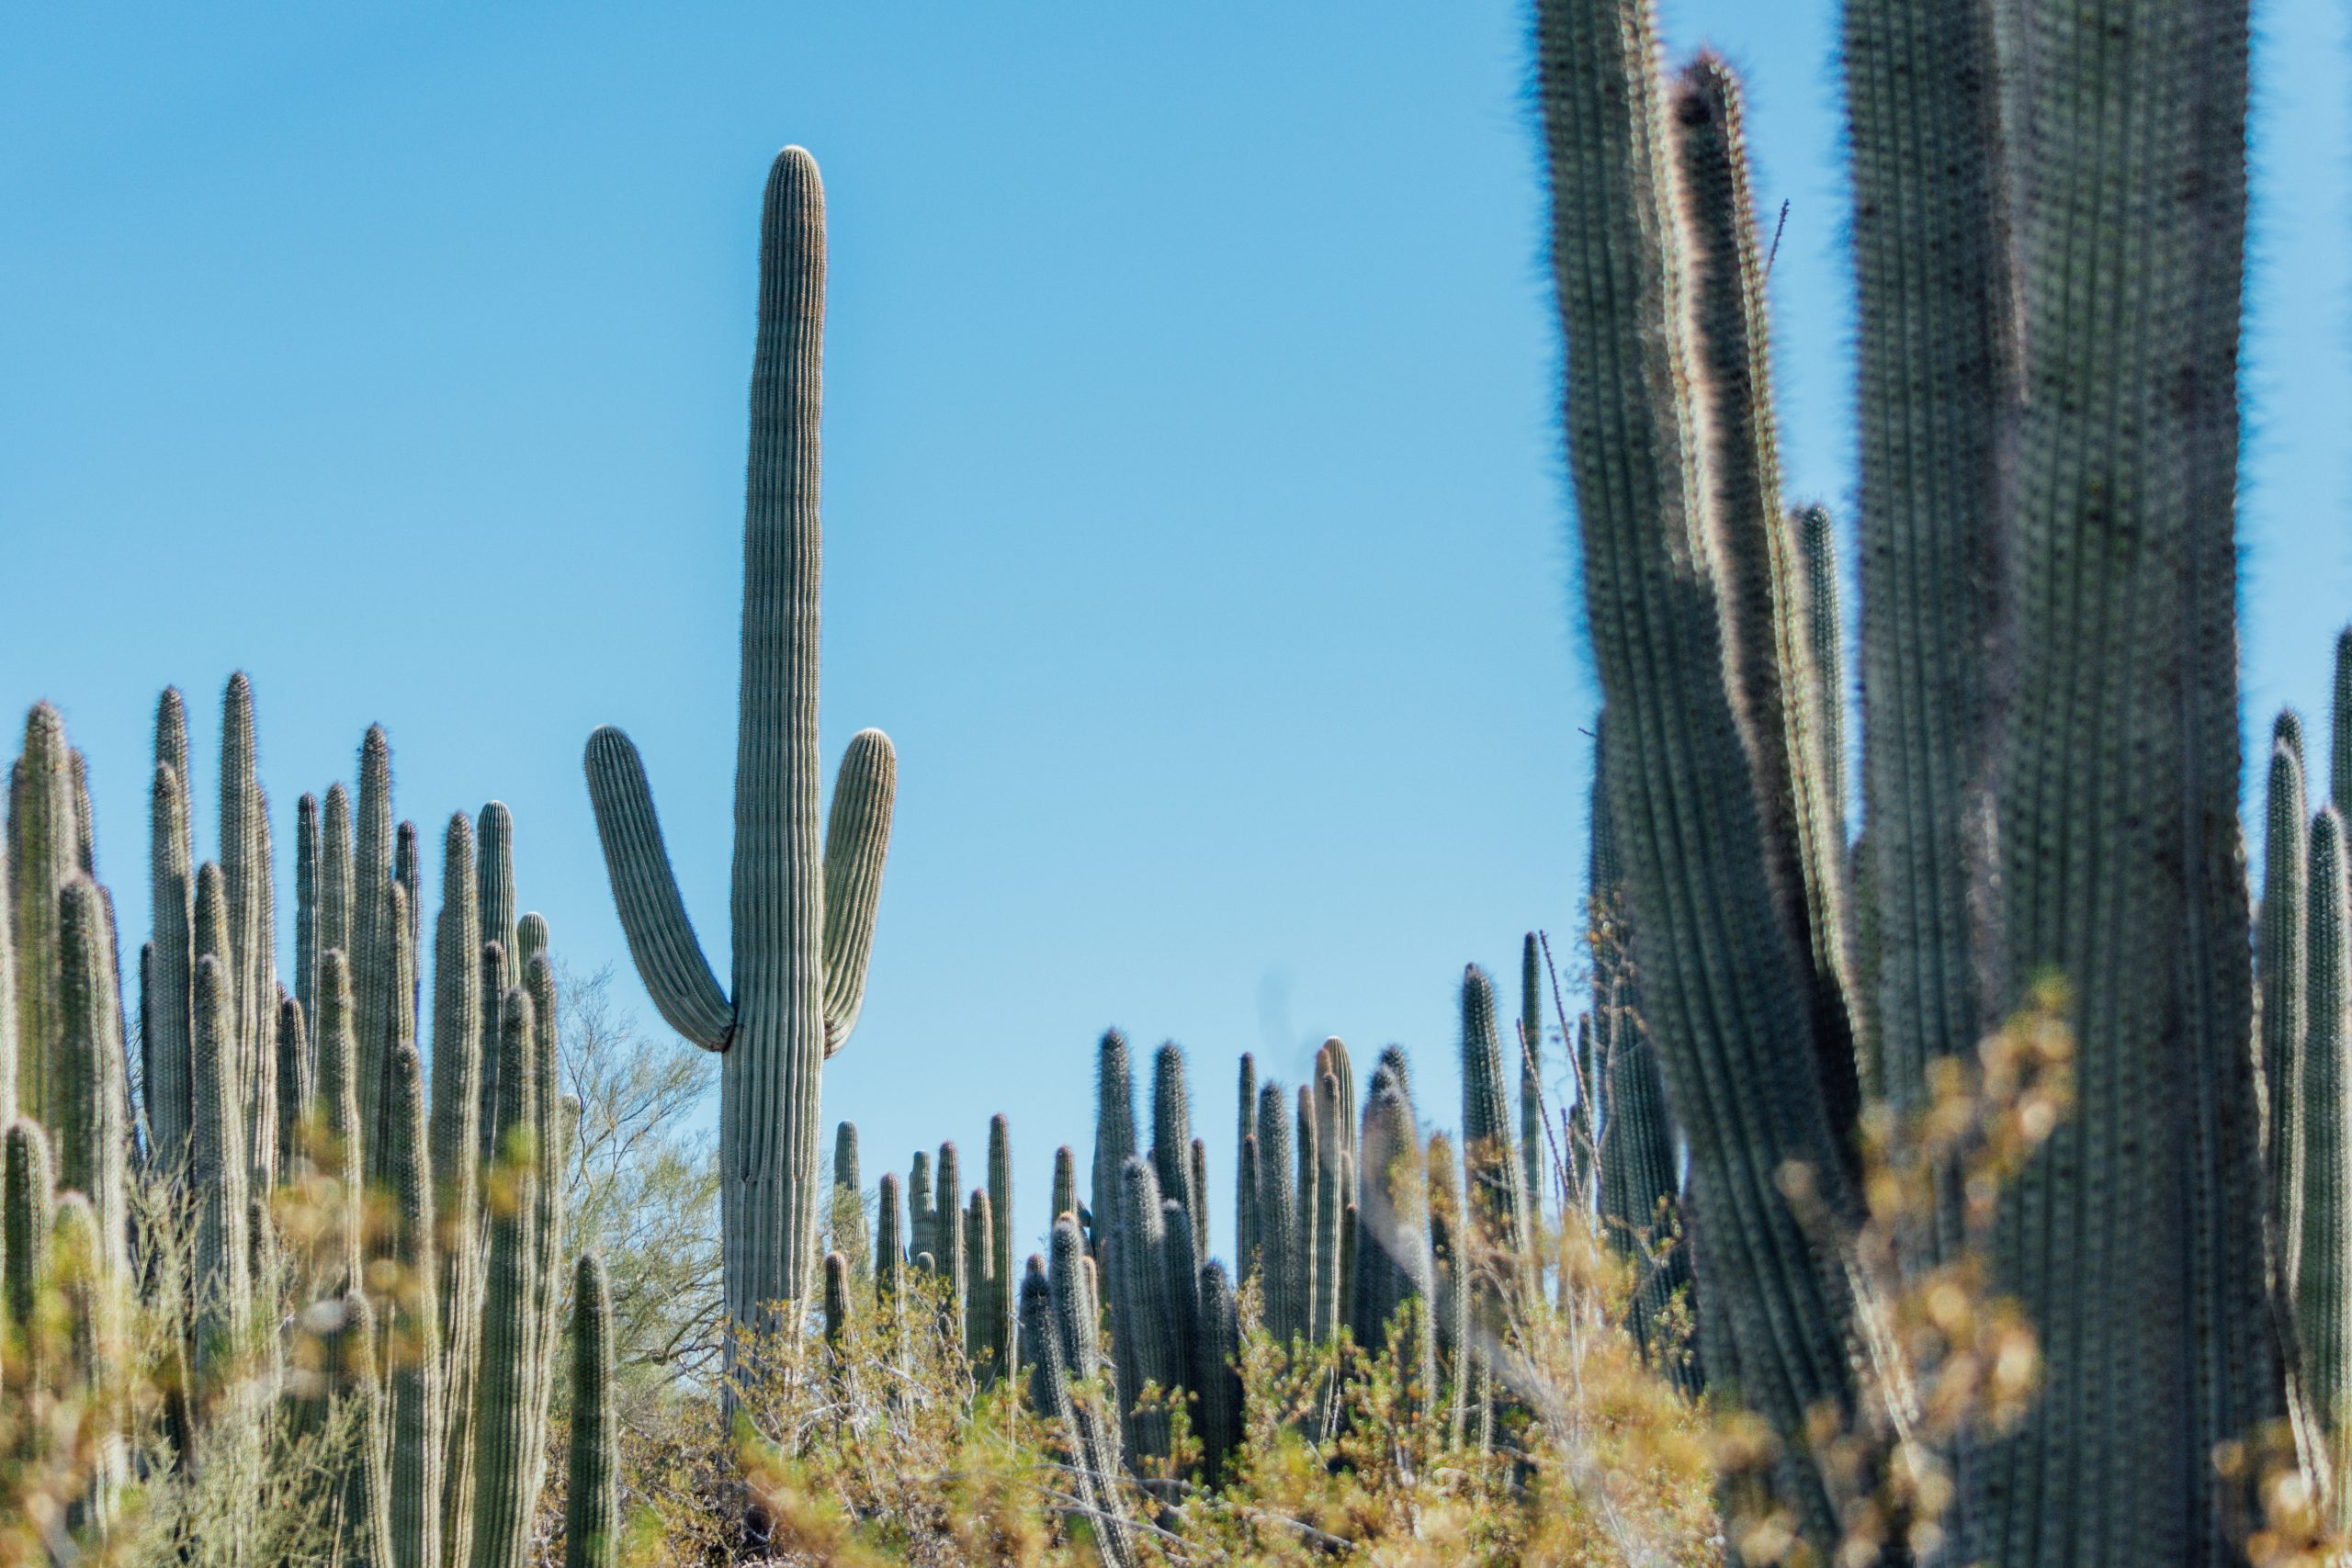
6;1;2349;1269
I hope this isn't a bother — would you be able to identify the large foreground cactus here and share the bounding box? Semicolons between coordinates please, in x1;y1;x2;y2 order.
1538;0;2289;1554
584;145;897;1328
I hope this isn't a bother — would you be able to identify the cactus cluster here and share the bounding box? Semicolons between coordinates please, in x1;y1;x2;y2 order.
0;682;613;1567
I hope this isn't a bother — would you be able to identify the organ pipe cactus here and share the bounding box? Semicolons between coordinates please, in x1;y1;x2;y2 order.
1051;1145;1077;1229
2335;626;2352;818
2303;807;2352;1525
964;1190;993;1369
1091;1031;1136;1252
583;145;898;1326
1194;1261;1241;1484
471;987;540;1568
875;1172;902;1303
2265;738;2313;1297
4;1118;51;1359
1458;968;1530;1305
831;1121;867;1279
1517;934;1544;1234
908;1149;934;1270
55;876;127;1273
1149;1043;1201;1250
1111;1156;1176;1467
11;704;78;1128
1351;1055;1430;1388
1254;1081;1300;1345
1540;0;2286;1547
381;1042;443;1568
566;1254;619;1568
936;1142;966;1330
988;1114;1016;1380
1023;1216;1136;1568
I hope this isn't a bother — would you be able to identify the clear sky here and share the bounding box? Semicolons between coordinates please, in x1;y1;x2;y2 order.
6;1;2349;1271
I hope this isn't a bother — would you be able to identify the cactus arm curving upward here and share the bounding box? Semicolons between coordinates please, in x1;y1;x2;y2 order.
820;728;895;1055
582;728;733;1052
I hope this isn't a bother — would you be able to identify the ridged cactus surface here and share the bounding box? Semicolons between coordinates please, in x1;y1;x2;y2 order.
583;146;897;1327
2264;739;2312;1296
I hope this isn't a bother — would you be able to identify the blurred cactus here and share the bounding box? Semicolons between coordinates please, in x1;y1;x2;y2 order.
584;145;897;1331
2304;807;2352;1521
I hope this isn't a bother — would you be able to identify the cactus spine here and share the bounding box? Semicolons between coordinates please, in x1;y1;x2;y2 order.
584;146;897;1332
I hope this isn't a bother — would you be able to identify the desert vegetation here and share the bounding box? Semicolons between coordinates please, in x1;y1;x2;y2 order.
2;0;2346;1562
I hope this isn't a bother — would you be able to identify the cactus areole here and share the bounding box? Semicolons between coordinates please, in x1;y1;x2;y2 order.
583;145;897;1333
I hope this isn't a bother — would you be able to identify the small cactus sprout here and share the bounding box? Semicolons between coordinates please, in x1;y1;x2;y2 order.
583;147;897;1332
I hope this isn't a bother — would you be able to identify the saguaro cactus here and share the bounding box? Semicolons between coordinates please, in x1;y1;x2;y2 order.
585;145;897;1326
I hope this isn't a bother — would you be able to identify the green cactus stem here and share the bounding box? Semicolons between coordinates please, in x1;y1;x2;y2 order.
1295;1083;1320;1343
1051;1145;1077;1229
379;1041;443;1568
1195;1260;1241;1485
2264;739;2312;1297
876;1172;902;1303
582;148;897;1331
316;950;365;1291
567;1253;619;1568
1150;1042;1198;1241
823;1248;851;1359
4;1117;52;1363
1459;967;1530;1304
1351;1055;1430;1382
148;743;194;1171
55;875;128;1269
296;791;321;1035
470;987;539;1568
1238;1134;1261;1286
909;1149;934;1270
1092;1031;1136;1253
2302;807;2352;1525
1795;504;1846;835
831;1121;867;1279
2334;627;2352;818
1518;934;1546;1234
988;1114;1015;1382
11;704;79;1127
936;1142;966;1332
1112;1156;1175;1466
1254;1082;1298;1344
964;1190;994;1371
353;726;395;1144
191;953;252;1375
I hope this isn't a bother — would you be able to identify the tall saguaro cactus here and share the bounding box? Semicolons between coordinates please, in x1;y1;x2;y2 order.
584;146;897;1326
